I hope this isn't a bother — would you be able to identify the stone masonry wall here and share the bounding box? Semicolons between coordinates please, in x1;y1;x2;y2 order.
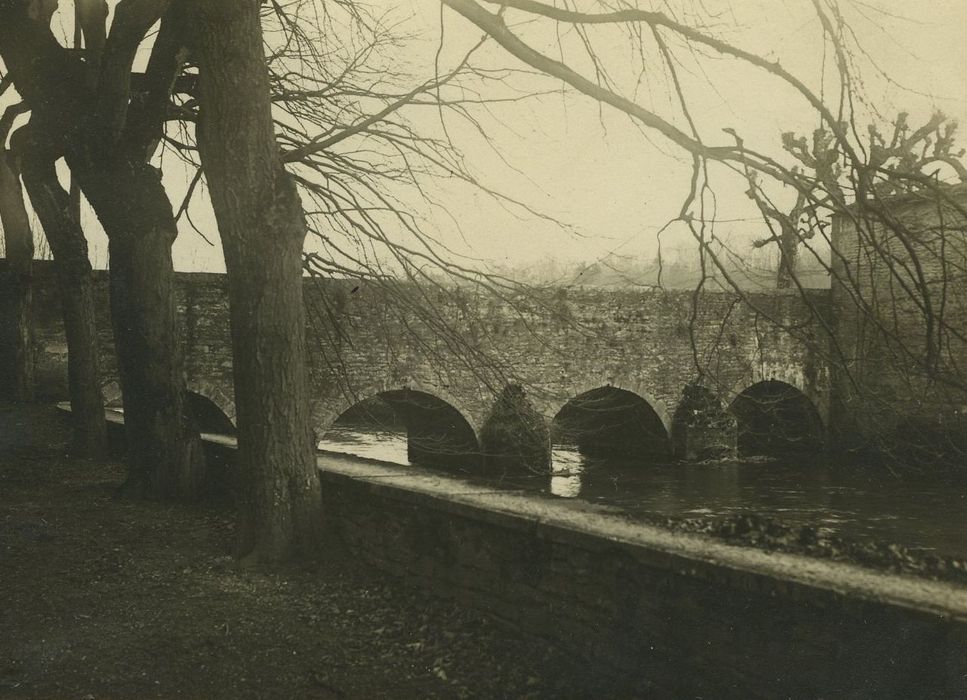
831;183;967;453
26;262;832;450
302;279;832;438
319;458;967;697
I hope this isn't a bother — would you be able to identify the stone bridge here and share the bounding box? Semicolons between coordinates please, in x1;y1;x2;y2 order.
29;262;832;468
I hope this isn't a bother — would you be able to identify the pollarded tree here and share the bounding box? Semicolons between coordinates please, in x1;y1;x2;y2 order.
0;0;205;493
0;8;107;457
0;99;34;403
742;113;967;289
439;0;967;464
4;0;542;560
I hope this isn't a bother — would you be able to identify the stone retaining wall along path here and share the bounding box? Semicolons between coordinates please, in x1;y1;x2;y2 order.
318;452;967;698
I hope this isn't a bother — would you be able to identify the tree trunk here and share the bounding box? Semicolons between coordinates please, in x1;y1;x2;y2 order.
74;157;206;498
17;140;107;457
0;3;202;489
777;227;799;290
189;0;321;563
0;148;35;403
224;228;319;564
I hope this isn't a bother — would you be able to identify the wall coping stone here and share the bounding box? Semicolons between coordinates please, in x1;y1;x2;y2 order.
73;406;967;623
318;451;967;623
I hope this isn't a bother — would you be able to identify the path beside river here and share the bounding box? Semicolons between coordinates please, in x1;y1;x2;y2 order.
0;404;638;699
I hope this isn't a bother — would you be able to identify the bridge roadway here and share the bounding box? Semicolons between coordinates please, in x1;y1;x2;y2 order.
31;262;831;466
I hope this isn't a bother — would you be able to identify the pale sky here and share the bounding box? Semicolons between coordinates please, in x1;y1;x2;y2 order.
18;1;967;275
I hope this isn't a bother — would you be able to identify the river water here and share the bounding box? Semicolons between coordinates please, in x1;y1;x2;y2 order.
318;426;967;560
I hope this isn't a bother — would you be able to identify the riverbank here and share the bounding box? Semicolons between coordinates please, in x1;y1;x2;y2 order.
320;429;967;587
0;404;639;699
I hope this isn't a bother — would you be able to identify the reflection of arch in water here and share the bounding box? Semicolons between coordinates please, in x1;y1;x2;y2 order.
729;380;824;457
321;386;480;470
551;386;671;461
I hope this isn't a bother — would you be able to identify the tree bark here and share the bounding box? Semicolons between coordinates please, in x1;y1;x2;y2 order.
0;6;203;493
189;0;321;563
0;147;35;403
74;157;206;498
16;134;107;457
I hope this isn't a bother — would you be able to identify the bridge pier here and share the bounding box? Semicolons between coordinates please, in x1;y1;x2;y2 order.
479;385;550;474
671;384;737;461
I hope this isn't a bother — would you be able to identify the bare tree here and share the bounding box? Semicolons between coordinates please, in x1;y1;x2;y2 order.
2;0;552;560
0;99;34;402
0;4;107;457
173;0;559;561
182;0;321;564
439;0;967;464
0;0;205;492
0;83;107;455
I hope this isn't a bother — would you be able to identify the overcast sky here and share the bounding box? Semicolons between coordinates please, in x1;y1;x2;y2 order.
30;1;967;274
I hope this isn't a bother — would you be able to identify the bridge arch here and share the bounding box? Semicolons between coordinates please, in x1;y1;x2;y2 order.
185;381;237;428
550;385;672;461
545;378;672;436
99;379;237;434
314;378;482;439
185;392;237;436
729;379;824;457
315;379;481;470
729;361;828;426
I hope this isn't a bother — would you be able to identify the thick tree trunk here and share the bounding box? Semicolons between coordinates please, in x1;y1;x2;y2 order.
224;229;319;564
0;149;35;403
0;2;202;489
76;158;205;498
17;143;107;457
190;0;321;563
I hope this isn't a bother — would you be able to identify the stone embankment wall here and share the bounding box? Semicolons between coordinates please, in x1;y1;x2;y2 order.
320;454;967;698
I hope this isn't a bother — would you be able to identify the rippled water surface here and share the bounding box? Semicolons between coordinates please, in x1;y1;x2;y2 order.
317;426;967;558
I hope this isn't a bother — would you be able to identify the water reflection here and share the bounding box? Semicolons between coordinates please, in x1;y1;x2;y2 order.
317;425;967;559
549;447;584;498
318;427;409;463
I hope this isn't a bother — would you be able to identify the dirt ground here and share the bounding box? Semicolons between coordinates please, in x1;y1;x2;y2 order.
0;405;639;700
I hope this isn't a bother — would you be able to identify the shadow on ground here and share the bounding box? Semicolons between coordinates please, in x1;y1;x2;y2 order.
0;404;639;699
